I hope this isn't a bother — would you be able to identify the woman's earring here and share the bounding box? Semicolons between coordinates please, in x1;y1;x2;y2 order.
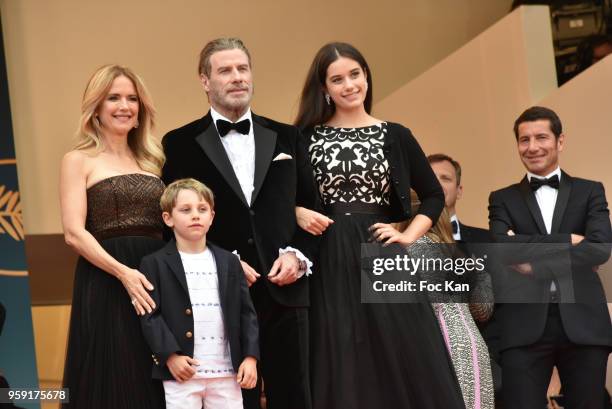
325;94;331;105
134;120;139;129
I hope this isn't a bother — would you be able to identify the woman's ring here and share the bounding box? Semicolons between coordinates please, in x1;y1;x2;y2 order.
131;298;137;305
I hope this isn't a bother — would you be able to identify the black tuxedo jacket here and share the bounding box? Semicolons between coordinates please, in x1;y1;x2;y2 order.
458;222;491;244
162;112;318;307
139;240;259;380
456;222;491;259
488;170;612;351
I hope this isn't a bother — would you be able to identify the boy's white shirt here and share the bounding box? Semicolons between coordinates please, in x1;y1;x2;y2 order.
179;248;234;378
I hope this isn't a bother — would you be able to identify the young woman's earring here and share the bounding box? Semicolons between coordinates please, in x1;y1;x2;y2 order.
325;94;331;105
134;120;139;129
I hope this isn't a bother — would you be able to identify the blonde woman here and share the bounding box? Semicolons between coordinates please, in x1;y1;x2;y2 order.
60;65;165;409
294;42;465;409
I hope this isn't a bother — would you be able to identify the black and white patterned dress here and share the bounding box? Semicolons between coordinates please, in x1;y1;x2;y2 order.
309;124;391;208
307;124;466;409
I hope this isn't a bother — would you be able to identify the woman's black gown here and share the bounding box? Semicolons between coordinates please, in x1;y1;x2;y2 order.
307;124;466;409
62;174;166;409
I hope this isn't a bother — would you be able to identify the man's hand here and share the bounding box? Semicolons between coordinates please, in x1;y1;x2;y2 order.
507;230;534;274
511;262;533;275
167;353;199;382
237;356;257;389
571;233;599;271
571;233;585;245
268;252;300;286
240;260;260;287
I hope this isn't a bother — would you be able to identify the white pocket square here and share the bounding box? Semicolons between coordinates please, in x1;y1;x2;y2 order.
272;153;293;161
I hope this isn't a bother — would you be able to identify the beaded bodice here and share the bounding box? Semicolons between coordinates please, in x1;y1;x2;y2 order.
85;174;164;240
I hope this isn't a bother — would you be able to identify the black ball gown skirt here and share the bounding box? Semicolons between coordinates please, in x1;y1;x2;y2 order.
62;236;165;409
309;212;466;409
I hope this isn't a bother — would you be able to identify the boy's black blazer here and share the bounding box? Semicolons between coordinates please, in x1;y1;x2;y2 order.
140;239;259;380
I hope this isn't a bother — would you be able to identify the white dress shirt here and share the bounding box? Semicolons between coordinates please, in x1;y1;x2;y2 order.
527;166;561;291
527;167;561;235
210;107;312;276
179;248;234;378
211;107;255;205
450;214;461;241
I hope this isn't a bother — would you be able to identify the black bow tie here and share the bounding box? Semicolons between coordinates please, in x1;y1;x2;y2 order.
451;220;458;235
529;175;560;191
216;119;251;137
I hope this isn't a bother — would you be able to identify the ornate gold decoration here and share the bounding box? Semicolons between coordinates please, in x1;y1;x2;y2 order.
0;185;24;241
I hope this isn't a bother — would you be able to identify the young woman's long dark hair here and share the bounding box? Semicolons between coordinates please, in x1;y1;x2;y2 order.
294;42;373;131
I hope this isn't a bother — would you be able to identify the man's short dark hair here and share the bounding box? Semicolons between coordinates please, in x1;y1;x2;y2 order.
513;106;563;140
198;38;251;77
427;153;462;185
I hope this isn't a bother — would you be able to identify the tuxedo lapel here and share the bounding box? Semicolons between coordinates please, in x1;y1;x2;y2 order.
518;176;548;234
251;116;277;205
209;244;229;313
163;240;189;296
551;171;572;234
195;116;249;207
458;222;469;242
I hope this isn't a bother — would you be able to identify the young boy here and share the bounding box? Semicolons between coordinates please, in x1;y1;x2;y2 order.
140;178;259;409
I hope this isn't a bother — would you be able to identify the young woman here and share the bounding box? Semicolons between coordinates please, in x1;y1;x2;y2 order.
295;42;466;409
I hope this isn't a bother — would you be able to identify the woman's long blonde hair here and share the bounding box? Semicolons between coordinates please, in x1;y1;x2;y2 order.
75;64;165;176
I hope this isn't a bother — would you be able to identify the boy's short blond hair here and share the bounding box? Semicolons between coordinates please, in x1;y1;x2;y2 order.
160;178;215;213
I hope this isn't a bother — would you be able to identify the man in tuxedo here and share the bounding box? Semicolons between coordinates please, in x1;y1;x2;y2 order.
428;153;490;245
488;106;612;409
161;38;317;409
